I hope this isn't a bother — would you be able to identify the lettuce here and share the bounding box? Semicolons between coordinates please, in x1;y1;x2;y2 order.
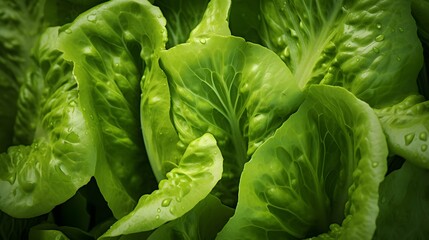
0;0;428;239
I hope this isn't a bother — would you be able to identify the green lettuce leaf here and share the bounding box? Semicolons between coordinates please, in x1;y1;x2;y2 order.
147;194;233;240
0;0;46;151
154;0;210;48
373;161;429;240
100;133;223;238
412;0;429;47
259;0;423;108
0;27;96;218
375;95;429;169
1;211;47;240
160;35;303;206
141;0;232;183
187;0;231;42
140;58;180;182
57;0;164;218
11;59;44;146
29;224;94;240
217;85;387;240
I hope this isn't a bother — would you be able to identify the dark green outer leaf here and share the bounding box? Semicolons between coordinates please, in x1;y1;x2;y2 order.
412;0;429;46
0;27;96;218
373;161;429;240
58;0;165;218
12;60;44;146
259;0;423;108
0;0;46;151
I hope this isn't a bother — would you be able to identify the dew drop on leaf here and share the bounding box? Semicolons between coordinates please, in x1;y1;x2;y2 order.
404;133;415;146
7;173;16;184
419;132;427;141
87;14;97;22
161;198;172;207
372;161;379;168
422;144;428;152
169;206;176;215
375;34;385;42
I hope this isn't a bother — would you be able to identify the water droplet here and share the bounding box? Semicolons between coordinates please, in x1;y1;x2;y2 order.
282;46;290;58
199;38;207;44
404;133;415;146
399;27;404;32
372;47;380;53
7;173;16;184
419;132;427;141
157;208;161;213
87;14;97;22
161;198;172;207
65;29;72;34
18;169;38;193
376;23;382;29
169;206;176;215
90;114;94;120
67;127;73;133
69;101;77;107
422;144;428;152
155;215;160;220
175;197;182;202
372;161;379;168
375;34;385;42
396;56;401;61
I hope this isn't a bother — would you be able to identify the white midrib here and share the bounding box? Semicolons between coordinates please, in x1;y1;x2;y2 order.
294;10;346;89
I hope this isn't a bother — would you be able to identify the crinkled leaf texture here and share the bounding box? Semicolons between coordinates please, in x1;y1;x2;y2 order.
259;0;423;108
217;85;387;240
160;35;304;206
0;27;96;218
373;161;429;240
154;0;210;48
0;0;46;151
100;133;223;238
375;95;429;169
58;0;164;218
